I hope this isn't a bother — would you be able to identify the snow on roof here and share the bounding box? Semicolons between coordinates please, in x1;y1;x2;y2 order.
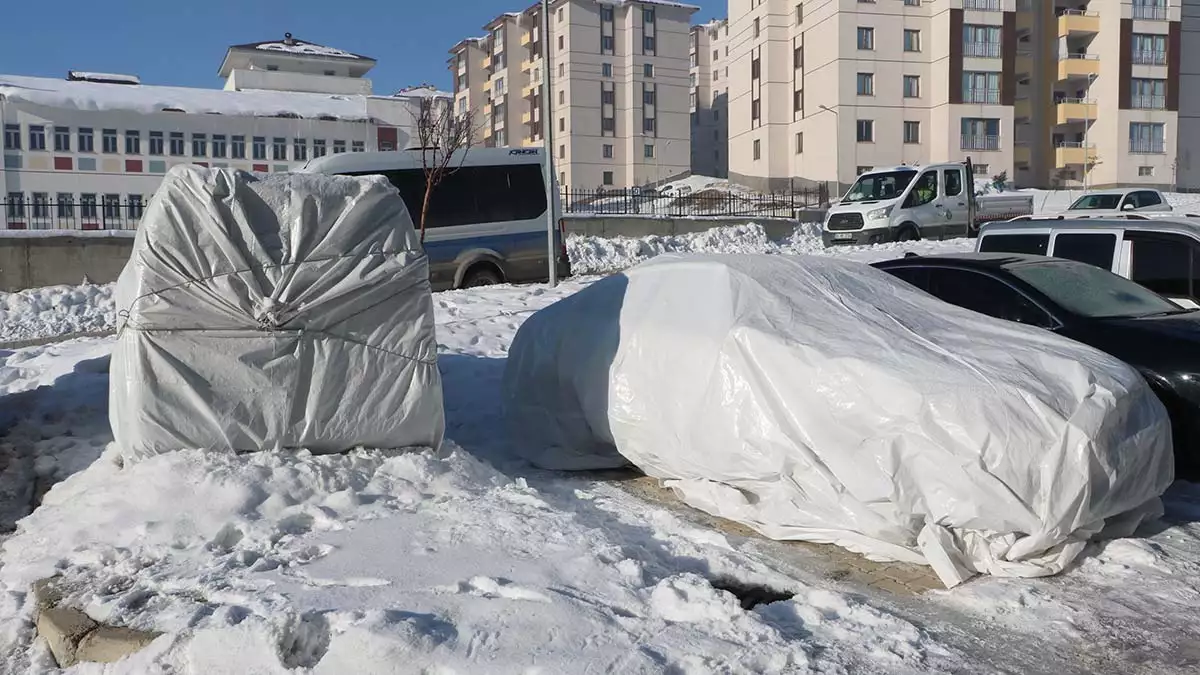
394;84;452;99
0;74;381;123
592;0;701;10
67;71;141;85
229;34;374;62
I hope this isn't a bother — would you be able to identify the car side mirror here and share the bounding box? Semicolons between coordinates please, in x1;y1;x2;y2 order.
1122;202;1136;211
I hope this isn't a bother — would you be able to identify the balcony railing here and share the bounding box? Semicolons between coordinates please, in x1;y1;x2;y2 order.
1132;5;1169;20
1132;51;1167;65
1060;52;1100;61
964;88;1001;104
961;135;1000;150
1130;140;1166;154
964;42;1002;58
963;0;1001;10
1132;95;1167;110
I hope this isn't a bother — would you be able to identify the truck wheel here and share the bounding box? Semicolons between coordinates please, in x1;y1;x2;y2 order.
462;264;503;288
897;225;920;242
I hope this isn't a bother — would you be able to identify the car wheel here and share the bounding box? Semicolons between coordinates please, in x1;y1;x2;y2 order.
897;225;920;242
462;265;503;288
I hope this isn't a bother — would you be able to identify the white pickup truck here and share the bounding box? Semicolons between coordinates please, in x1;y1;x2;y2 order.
1060;189;1174;215
821;163;1034;247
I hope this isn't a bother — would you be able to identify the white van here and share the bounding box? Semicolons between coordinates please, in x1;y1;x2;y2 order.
977;215;1200;308
300;147;570;290
822;163;1033;246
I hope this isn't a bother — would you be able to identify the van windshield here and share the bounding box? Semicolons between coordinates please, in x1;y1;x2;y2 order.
842;171;917;204
1069;194;1122;210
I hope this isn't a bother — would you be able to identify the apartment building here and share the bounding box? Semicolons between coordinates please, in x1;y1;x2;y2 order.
690;19;730;178
0;35;443;229
449;37;491;144
448;0;697;189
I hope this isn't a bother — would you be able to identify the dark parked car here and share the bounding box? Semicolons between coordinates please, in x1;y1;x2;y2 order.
873;252;1200;478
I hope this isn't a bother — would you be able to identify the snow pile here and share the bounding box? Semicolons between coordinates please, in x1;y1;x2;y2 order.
0;283;114;344
566;223;974;275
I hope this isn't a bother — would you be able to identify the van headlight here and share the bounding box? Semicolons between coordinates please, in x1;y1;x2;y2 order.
867;206;893;220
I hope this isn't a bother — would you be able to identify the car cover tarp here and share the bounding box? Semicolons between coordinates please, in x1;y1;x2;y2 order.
111;166;443;457
503;254;1173;587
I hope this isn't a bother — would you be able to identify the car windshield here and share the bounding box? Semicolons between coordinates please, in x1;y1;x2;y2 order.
1069;194;1122;210
1008;260;1187;319
841;170;917;203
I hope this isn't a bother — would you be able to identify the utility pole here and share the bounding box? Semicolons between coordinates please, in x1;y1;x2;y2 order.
539;0;557;287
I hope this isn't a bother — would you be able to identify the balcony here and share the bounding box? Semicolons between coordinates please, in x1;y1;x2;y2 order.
521;58;534;72
1014;141;1031;165
1132;5;1169;21
1056;98;1098;124
1015;97;1031;119
1058;53;1100;80
481;56;492;69
961;135;1000;151
522;110;532;124
963;89;1001;105
1055;142;1093;167
964;42;1002;59
521;31;533;46
1058;10;1100;37
1016;49;1034;75
522;82;539;98
1132;51;1167;66
962;0;1001;10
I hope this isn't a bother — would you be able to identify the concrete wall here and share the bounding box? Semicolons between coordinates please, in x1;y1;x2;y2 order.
0;233;134;291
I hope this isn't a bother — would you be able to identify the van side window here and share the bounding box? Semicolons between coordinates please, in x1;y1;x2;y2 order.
1128;233;1195;300
978;233;1049;255
1051;233;1117;271
944;169;963;198
360;164;548;229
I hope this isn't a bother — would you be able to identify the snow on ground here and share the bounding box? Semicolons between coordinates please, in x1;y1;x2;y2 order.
0;284;115;345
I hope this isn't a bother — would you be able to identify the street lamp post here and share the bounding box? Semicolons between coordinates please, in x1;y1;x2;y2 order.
818;104;842;195
1083;72;1096;192
539;0;557;287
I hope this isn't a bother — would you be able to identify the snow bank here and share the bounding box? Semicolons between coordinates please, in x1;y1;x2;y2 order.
0;283;114;344
566;223;974;275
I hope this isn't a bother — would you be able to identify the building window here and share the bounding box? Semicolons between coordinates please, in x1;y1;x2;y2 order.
601;6;613;21
192;133;208;157
856;119;874;142
754;17;761;38
127;195;144;220
856;73;874;96
559;90;565;105
149;131;163;156
963;71;1001;104
603;171;614;185
102;194;121;221
793;89;803;112
559;35;565;51
602;117;616;133
558;7;564;21
751;56;761;80
961;118;1001;150
78;128;94;153
31;193;49;221
313;139;326;158
644;63;654;78
602;63;613;77
644;7;655;23
53;127;70;152
752;98;761;122
100;129;117;154
644;144;654;159
559;62;565;78
559;117;565;132
1133;1;1169;20
272;138;286;161
643;36;656;54
602;89;615;105
794;46;803;69
169;132;185;156
293;139;307;161
559;144;566;159
29;125;47;151
972;163;990;176
333;140;346;154
212;134;227;158
250;136;265;160
903;75;920;98
3;124;19;150
753;139;761;160
352;141;365;153
601;35;613;53
857;27;874;50
1130;122;1165;153
56;193;73;219
963;25;1001;58
1139;166;1155;177
603;144;614;158
6;193;24;219
80;194;97;220
125;130;140;155
796;4;803;24
904;29;921;52
1132;34;1168;65
644;118;656;133
644;89;657;106
795;132;803;154
1131;78;1167;110
904;121;921;144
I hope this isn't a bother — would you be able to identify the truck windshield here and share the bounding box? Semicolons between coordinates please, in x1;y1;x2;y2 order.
841;171;917;204
1008;259;1187;319
1069;194;1122;210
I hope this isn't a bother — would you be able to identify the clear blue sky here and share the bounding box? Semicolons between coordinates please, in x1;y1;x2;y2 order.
0;0;724;94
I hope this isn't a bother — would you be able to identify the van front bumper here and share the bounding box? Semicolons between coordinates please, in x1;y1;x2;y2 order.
822;228;892;247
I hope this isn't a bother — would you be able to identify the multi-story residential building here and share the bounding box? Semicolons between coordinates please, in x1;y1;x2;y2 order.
690;19;730;178
0;34;443;229
482;13;528;148
449;37;491;145
722;0;1194;192
448;0;697;189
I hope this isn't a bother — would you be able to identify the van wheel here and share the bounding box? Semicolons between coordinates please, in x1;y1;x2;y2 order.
462;264;503;289
897;225;920;242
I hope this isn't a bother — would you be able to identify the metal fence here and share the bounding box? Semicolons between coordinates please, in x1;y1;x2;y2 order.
1;199;144;231
560;184;832;218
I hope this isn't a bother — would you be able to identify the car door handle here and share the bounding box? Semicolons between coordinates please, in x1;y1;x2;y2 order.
957;202;965;206
935;203;943;207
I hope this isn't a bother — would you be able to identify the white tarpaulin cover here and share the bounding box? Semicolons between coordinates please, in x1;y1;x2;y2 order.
111;166;443;458
503;254;1174;587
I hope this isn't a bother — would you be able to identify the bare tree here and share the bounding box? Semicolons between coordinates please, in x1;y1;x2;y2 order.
414;98;477;242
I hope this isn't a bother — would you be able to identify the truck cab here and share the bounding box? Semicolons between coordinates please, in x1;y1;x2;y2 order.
822;163;973;247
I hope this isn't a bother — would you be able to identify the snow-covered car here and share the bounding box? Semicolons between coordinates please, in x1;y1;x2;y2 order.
503;253;1173;587
1063;189;1173;214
